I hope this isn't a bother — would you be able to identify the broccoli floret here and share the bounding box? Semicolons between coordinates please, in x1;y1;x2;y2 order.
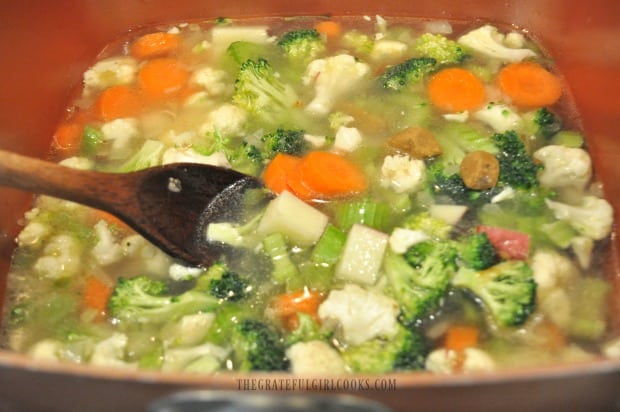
415;33;467;65
341;324;428;373
521;108;562;141
226;41;274;66
261;128;308;160
380;57;437;91
426;162;498;206
277;29;326;65
195;262;250;302
231;319;289;371
383;241;458;325
493;130;540;189
452;260;536;327
108;276;220;324
232;58;301;128
458;232;499;270
229;141;264;175
401;210;453;240
433;123;498;167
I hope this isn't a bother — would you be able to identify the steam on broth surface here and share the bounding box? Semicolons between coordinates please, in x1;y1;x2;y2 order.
1;15;618;375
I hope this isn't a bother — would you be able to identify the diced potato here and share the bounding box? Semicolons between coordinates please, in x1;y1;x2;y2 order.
335;224;388;285
257;191;328;246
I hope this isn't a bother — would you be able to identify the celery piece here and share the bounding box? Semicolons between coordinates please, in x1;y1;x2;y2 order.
262;232;299;285
541;220;578;249
551;131;584;148
81;125;104;155
567;277;610;341
335;224;389;285
333;198;392;232
311;224;346;266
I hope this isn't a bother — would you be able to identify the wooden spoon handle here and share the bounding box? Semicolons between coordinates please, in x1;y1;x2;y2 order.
0;149;130;212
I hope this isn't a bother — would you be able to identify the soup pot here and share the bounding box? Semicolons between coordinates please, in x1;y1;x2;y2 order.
0;1;619;411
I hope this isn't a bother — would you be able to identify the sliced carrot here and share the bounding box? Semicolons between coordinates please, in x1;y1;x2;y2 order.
81;276;113;316
497;61;562;107
315;20;342;40
53;122;84;156
95;84;143;121
270;289;323;331
296;151;368;199
285;164;319;202
131;31;180;59
52;109;96;156
428;67;486;112
263;153;302;194
137;57;189;100
443;325;480;352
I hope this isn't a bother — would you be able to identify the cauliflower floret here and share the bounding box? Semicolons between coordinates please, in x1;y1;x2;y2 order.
33;234;82;280
474;102;521;133
286;340;347;375
27;339;62;362
380;154;426;194
530;249;580;292
545;196;614;240
333;126;363;152
533;145;592;192
190;66;231;96
199;103;247;137
59;156;95;170
90;333;137;369
369;40;407;61
538;288;572;329
318;284;400;345
443;111;469;123
162;342;230;372
121;234;173;278
168;262;205;281
457;25;536;62
303;54;371;116
101;118;140;160
426;348;496;374
388;228;429;254
17;220;51;248
90;220;124;266
570;236;594;269
303;133;327;148
162;147;231;168
161;312;216;347
602;336;620;359
83;57;138;93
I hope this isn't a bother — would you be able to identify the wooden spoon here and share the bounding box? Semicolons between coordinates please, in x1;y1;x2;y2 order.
0;149;263;267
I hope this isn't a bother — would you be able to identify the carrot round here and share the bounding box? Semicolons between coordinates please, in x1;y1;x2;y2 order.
285;164;319;202
131;31;180;59
270;289;323;331
315;20;342;39
263;153;302;194
428;67;486;112
497;61;562;107
81;276;113;315
52;109;96;156
444;325;480;352
137;57;189;99
297;151;368;199
95;84;143;120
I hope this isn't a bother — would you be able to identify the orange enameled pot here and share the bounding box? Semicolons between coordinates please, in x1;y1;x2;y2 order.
0;1;619;411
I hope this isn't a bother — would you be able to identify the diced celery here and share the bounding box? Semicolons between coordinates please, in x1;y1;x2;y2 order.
551;131;584;148
257;191;328;246
332;198;392;232
262;232;299;285
567;277;610;341
311;224;346;266
335;224;389;285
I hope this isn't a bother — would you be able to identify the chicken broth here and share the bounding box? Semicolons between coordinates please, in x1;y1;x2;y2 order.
1;15;617;375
